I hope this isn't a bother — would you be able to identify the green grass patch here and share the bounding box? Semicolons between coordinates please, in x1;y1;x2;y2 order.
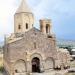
0;66;4;73
66;73;75;75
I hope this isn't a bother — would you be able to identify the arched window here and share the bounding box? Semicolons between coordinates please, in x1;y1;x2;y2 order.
46;24;49;33
26;23;28;29
18;25;21;30
32;24;33;27
34;42;36;49
41;25;43;30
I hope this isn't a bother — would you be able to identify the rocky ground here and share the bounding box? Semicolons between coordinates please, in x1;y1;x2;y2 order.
0;73;2;75
0;70;75;75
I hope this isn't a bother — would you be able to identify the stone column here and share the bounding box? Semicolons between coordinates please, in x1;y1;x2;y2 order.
26;61;31;73
40;60;45;72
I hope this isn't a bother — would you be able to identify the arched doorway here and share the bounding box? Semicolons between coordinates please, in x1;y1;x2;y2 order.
32;57;40;73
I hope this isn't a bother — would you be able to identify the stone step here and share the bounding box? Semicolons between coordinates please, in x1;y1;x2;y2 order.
30;73;58;75
30;70;68;75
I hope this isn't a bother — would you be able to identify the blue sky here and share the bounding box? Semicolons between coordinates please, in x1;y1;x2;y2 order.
0;0;75;42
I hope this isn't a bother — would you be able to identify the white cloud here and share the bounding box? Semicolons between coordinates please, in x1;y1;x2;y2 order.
0;0;16;41
0;0;75;41
33;0;75;40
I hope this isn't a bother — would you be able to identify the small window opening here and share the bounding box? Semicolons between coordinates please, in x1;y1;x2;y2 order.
35;32;36;35
15;69;18;73
40;25;43;30
34;42;36;49
18;25;21;29
48;35;52;38
26;23;28;29
46;24;49;33
32;24;33;27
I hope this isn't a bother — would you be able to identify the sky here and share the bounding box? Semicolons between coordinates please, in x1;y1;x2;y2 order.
0;0;75;42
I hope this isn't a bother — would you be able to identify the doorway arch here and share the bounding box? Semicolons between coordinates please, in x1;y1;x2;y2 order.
32;57;40;73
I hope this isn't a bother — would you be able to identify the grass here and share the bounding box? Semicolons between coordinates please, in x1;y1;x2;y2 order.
0;54;3;67
0;54;3;73
66;73;75;75
0;66;4;73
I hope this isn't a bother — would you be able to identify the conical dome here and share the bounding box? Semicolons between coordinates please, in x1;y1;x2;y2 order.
16;0;31;13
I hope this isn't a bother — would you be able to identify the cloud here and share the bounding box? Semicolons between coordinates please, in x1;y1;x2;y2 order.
0;0;17;41
0;0;75;41
32;0;75;40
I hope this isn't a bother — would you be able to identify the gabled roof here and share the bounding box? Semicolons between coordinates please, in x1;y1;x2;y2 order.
16;0;31;14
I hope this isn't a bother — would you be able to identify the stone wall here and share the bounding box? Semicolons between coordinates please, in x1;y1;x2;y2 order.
4;28;57;75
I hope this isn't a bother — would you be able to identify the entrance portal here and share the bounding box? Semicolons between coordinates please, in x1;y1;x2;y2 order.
32;57;40;73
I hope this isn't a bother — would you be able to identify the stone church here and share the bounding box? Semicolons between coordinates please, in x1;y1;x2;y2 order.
3;0;71;75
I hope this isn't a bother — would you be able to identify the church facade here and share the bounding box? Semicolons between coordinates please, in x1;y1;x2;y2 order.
3;0;70;75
